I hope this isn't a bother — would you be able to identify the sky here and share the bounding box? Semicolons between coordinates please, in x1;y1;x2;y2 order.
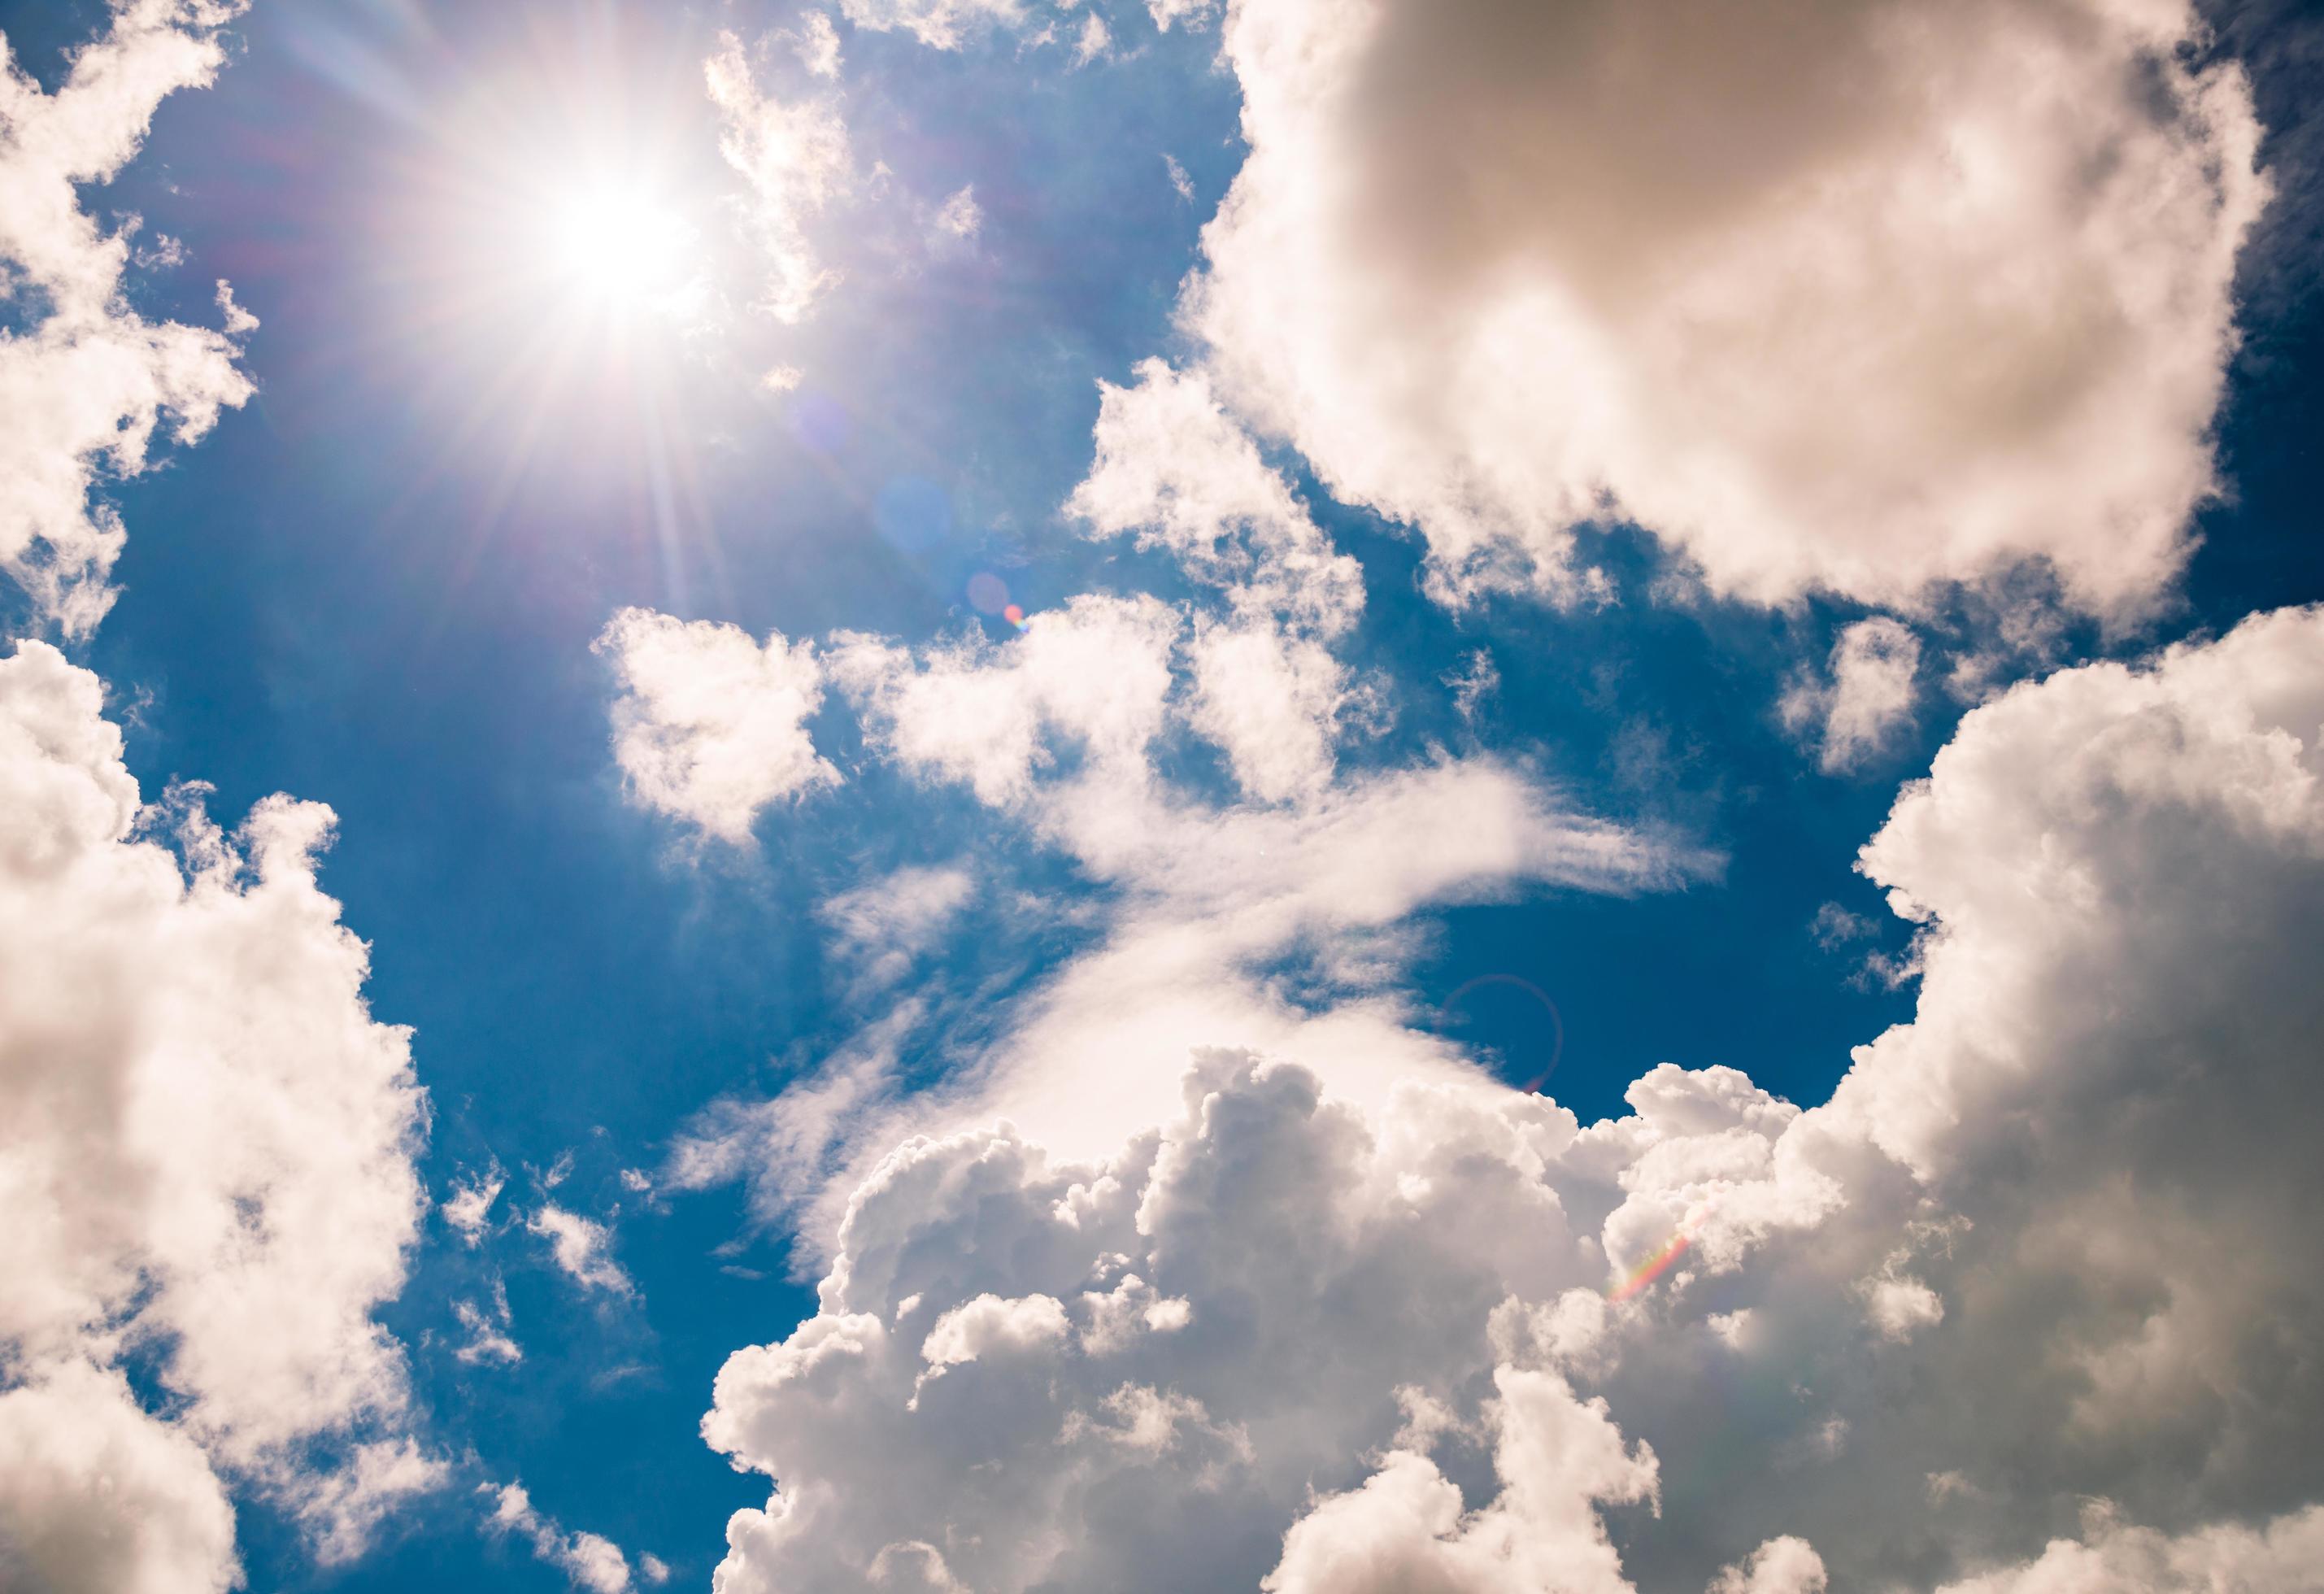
2;2;2323;1592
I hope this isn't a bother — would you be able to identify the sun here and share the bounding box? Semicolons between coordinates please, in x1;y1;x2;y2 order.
537;173;697;314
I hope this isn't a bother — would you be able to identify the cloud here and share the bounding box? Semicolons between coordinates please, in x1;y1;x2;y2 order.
0;0;258;634
0;639;431;1589
1183;0;2268;616
596;607;838;845
485;1482;642;1594
786;11;846;79
1780;617;1922;773
819;865;975;991
1934;1501;2324;1592
838;0;1026;50
452;1283;524;1367
441;1163;506;1245
696;606;2324;1589
705;31;853;324
0;1362;238;1594
932;184;981;240
290;1438;449;1568
1064;359;1371;801
528;1205;636;1299
1072;10;1113;67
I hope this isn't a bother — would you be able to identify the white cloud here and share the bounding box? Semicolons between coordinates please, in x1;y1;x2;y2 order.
441;1164;505;1245
1935;1501;2324;1593
528;1205;635;1298
830;591;1182;808
932;183;981;240
1066;359;1360;634
0;0;258;634
838;0;1026;50
1781;616;1922;773
0;639;431;1588
0;1362;238;1594
1708;1537;1828;1594
705;31;853;323
452;1283;524;1367
597;607;838;845
820;865;974;991
1183;0;2269;616
696;606;2324;1590
485;1482;639;1594
1072;10;1113;66
1164;152;1195;203
1147;0;1217;30
1063;359;1370;800
291;1438;449;1568
787;11;846;78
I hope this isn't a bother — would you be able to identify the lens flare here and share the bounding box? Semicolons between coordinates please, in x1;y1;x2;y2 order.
1608;1204;1715;1302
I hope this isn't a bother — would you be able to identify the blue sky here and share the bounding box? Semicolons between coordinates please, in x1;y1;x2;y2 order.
5;2;2324;1592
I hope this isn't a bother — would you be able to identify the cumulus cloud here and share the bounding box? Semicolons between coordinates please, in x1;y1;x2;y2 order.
1934;1500;2324;1592
697;606;2324;1589
1781;616;1922;773
0;640;431;1589
0;0;258;634
1184;0;2269;616
597;607;838;845
705;30;853;323
1065;359;1372;800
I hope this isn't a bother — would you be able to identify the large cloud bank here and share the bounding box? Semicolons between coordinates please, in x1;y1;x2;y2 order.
0;641;432;1593
0;10;435;1589
1184;0;2270;614
693;603;2324;1591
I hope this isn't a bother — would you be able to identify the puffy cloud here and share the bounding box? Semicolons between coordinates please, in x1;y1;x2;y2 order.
0;1363;238;1594
699;607;2324;1589
596;607;838;845
0;0;257;634
830;592;1182;807
1067;359;1360;635
1065;361;1373;801
1935;1501;2324;1593
1184;0;2269;616
1781;617;1922;773
1708;1537;1828;1594
528;1204;635;1298
0;640;430;1585
705;31;853;324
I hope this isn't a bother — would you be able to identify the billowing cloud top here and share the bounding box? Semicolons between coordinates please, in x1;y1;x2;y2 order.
1187;0;2269;616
